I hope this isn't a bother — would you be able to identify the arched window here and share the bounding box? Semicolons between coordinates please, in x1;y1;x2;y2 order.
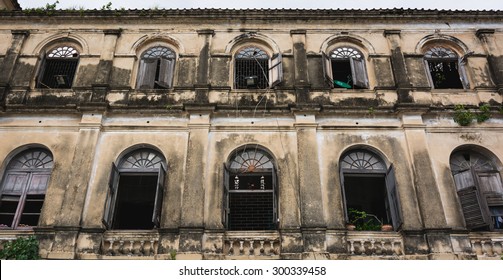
36;45;79;89
322;46;369;89
223;147;278;230
103;148;166;230
450;150;503;230
136;46;176;89
424;46;469;89
233;46;282;89
0;148;53;229
340;150;402;230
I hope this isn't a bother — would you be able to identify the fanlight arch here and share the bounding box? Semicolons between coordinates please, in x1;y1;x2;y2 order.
340;150;386;171
118;149;165;170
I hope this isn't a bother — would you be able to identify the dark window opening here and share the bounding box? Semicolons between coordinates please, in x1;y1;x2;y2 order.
0;195;19;228
489;206;503;230
112;174;157;230
37;58;79;89
332;60;353;88
344;175;391;227
427;60;463;89
18;194;45;227
234;58;269;89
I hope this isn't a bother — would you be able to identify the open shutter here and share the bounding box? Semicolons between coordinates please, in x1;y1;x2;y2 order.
458;57;470;89
157;58;175;88
453;170;475;191
272;165;278;228
350;57;369;89
136;58;157;89
152;163;166;228
321;51;334;88
475;172;503;194
385;165;403;230
36;56;47;88
457;187;490;229
268;53;283;88
222;164;230;228
102;163;119;229
340;168;349;222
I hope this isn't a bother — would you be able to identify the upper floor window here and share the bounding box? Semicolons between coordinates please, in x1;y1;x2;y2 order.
234;46;282;89
103;148;166;230
136;46;176;89
322;46;369;89
450;150;503;230
0;148;53;229
36;45;79;89
223;146;278;230
424;46;469;89
340;149;402;231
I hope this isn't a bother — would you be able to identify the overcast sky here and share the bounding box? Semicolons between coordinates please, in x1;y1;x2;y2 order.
16;0;503;10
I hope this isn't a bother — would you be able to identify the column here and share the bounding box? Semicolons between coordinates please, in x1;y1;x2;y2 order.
294;110;326;253
194;29;214;103
92;29;121;102
0;30;29;108
384;30;413;103
178;106;212;258
291;30;310;103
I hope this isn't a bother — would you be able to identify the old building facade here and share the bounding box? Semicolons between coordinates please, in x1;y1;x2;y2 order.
0;3;502;259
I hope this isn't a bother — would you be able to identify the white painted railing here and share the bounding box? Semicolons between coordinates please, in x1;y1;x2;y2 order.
101;231;159;257
469;234;503;257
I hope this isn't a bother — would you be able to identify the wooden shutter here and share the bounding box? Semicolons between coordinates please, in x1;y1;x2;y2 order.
476;171;503;194
453;170;475;191
268;53;283;88
36;56;47;88
350;57;369;89
457;187;490;229
222;164;230;228
136;58;157;89
157;58;175;88
152;163;166;228
321;51;334;88
385;165;403;230
272;165;278;228
102;163;119;229
340;169;348;222
27;173;51;194
458;58;470;89
1;173;29;194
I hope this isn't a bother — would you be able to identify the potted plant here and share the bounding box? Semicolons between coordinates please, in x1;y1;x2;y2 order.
347;208;385;231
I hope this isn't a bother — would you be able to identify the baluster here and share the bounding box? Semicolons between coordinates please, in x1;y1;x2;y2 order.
370;240;375;255
259;241;265;255
150;240;155;255
249;241;255;256
359;240;365;255
380;241;385;255
269;241;275;256
239;241;244;255
138;240;145;256
108;240;115;256
128;240;134;256
349;241;355;255
119;240;125;255
228;241;234;255
481;241;487;256
391;241;397;256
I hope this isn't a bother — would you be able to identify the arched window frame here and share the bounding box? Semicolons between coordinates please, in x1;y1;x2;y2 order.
223;146;278;230
322;45;369;89
233;45;283;89
450;150;503;230
339;149;402;230
423;45;470;89
36;44;80;89
0;148;53;229
136;45;177;89
102;148;167;230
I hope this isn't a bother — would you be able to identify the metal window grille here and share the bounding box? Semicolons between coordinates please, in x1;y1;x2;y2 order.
234;47;269;89
38;46;80;89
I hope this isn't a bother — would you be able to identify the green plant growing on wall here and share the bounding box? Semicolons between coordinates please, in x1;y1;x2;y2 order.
453;104;492;126
23;1;59;16
170;249;177;260
101;2;113;10
0;236;40;260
